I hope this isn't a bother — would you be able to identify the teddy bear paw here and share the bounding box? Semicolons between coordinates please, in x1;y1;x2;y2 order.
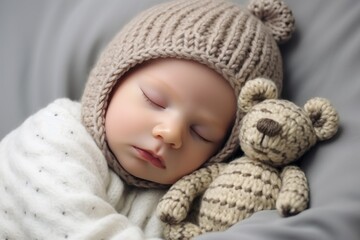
276;191;308;216
157;197;189;224
164;222;203;240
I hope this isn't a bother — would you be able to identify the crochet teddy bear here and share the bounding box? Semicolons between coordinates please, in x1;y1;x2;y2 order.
156;78;339;240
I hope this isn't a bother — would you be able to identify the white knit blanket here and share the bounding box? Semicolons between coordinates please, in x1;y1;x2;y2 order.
0;99;165;240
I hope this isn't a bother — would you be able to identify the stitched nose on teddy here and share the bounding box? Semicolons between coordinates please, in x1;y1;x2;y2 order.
256;118;282;137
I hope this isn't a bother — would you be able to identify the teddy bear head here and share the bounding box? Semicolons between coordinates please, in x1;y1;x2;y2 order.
237;78;339;167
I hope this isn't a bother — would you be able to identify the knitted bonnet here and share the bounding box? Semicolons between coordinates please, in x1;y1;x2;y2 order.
81;0;295;188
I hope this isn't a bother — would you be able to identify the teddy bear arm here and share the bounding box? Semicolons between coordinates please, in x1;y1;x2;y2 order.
276;165;309;216
157;163;225;224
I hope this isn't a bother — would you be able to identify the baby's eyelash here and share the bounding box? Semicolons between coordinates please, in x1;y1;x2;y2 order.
141;90;164;109
142;92;152;103
191;128;212;143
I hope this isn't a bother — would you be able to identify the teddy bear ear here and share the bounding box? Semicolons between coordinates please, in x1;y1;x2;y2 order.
238;77;278;112
304;97;340;141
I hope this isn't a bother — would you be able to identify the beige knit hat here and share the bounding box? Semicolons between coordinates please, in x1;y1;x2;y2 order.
81;0;295;188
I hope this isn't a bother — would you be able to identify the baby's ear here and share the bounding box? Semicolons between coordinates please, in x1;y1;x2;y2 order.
238;78;278;112
304;97;339;141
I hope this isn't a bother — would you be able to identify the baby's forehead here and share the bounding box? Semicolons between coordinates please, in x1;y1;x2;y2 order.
155;60;232;96
134;58;233;98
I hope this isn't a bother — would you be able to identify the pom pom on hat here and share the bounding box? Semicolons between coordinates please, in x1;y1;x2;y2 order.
248;0;295;43
81;0;295;188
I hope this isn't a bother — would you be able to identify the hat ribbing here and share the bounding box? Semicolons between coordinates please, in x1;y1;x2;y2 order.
81;0;295;188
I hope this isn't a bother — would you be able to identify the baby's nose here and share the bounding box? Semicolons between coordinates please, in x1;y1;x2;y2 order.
152;120;184;149
256;118;282;137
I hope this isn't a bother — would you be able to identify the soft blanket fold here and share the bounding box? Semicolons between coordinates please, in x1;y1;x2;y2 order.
0;98;164;240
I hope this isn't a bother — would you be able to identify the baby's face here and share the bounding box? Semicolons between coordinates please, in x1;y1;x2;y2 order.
105;59;236;184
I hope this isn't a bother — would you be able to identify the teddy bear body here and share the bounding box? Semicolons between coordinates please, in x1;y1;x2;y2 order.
157;155;307;239
198;156;284;232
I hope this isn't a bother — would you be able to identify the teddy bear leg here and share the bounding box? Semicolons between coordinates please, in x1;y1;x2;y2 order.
164;222;203;240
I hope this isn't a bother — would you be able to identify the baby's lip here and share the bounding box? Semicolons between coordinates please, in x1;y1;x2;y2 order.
133;146;166;169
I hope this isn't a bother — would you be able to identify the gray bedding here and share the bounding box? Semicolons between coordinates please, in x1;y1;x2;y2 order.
1;0;360;239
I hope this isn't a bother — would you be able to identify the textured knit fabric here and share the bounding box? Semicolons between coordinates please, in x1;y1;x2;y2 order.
0;99;165;240
81;0;295;188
